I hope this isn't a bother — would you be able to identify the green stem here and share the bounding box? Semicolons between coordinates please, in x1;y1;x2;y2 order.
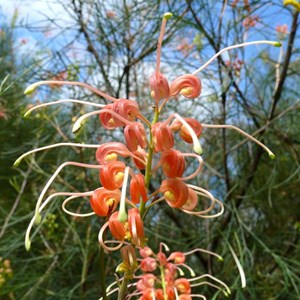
139;108;160;217
117;275;129;300
160;266;168;300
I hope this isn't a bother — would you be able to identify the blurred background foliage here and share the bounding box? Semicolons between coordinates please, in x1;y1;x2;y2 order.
0;0;299;299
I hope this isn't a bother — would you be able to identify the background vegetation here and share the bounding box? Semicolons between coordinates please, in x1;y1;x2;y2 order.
0;0;299;299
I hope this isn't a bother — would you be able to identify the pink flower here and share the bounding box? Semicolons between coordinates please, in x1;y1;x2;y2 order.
170;74;202;99
140;257;157;272
149;72;170;103
106;10;116;18
170;117;202;144
276;24;288;35
151;122;174;152
124;122;147;152
243;16;260;29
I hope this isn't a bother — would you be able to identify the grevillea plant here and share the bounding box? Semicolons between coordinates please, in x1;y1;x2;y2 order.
15;12;282;300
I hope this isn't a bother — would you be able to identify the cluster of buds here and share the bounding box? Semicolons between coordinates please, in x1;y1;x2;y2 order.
231;0;251;12
0;257;13;288
103;243;231;300
225;57;244;77
242;15;260;30
276;24;289;40
16;11;281;299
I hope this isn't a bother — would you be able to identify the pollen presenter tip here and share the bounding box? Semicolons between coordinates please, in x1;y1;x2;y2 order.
24;85;36;95
269;153;276;160
72;121;82;133
193;143;203;155
13;158;22;167
23;111;31;118
25;238;31;251
273;41;282;47
163;12;173;20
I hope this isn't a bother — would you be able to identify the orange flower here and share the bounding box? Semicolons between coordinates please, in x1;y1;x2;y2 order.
149;72;170;103
99;103;122;129
170;74;202;98
96;142;131;164
108;211;127;241
108;208;145;247
136;274;156;291
112;98;140;122
90;188;120;216
160;149;185;178
168;252;186;264
128;208;145;247
152;122;174;152
159;179;189;208
139;246;154;258
170;118;202;144
124;122;147;152
130;173;148;204
99;161;126;190
175;278;191;294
